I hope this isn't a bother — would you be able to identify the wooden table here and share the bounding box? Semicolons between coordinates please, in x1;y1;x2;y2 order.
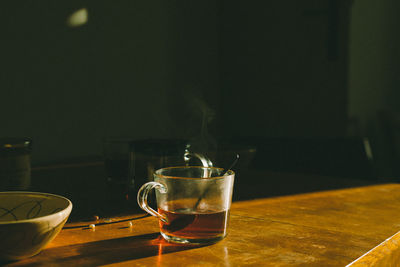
5;183;400;266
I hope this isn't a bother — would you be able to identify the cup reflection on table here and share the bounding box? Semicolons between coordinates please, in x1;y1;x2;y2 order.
137;166;235;245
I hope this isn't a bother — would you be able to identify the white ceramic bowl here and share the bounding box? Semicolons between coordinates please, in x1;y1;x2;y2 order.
0;192;72;261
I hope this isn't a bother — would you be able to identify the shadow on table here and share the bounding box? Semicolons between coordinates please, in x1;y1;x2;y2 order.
6;233;207;267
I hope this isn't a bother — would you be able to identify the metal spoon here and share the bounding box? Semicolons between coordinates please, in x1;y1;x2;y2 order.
166;154;240;233
195;153;239;207
219;153;240;176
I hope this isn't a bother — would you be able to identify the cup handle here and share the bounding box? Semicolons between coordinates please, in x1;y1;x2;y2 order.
137;182;168;222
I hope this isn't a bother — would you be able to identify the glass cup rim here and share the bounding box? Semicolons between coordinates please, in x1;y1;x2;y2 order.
154;166;234;180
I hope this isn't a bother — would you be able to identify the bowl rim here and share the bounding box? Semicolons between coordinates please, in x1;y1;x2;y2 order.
0;191;73;224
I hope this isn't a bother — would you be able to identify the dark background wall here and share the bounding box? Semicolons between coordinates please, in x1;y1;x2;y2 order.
1;0;398;175
220;1;349;138
349;0;400;177
1;1;219;164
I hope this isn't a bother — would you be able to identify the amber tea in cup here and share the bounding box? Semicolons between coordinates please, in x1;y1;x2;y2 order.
137;166;234;244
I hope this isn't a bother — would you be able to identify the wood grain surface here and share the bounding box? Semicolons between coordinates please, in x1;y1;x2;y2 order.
4;183;400;266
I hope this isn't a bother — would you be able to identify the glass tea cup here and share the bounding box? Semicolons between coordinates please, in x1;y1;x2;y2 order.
137;166;235;244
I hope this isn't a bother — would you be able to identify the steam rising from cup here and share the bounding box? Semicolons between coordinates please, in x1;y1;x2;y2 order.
183;86;218;161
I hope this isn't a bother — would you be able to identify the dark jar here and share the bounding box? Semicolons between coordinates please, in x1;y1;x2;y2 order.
0;137;32;191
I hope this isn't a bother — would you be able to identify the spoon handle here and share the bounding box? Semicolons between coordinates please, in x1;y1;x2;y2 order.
222;154;239;176
194;154;239;209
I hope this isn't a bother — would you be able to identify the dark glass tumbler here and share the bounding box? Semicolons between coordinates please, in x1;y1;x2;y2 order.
0;137;32;191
